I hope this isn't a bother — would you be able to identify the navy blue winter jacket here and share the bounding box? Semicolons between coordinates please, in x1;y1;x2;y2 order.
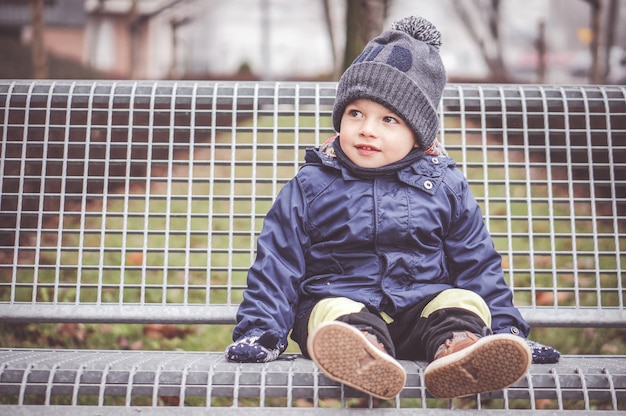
232;141;530;351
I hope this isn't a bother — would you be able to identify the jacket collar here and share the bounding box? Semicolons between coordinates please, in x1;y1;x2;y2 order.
304;136;455;192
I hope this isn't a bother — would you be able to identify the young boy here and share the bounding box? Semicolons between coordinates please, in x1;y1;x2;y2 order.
225;16;559;400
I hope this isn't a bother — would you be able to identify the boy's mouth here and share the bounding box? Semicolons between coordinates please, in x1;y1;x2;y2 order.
355;144;380;152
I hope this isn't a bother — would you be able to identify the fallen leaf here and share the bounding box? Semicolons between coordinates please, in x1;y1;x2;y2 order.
535;291;572;306
160;396;180;406
127;252;144;265
535;399;553;409
143;324;196;339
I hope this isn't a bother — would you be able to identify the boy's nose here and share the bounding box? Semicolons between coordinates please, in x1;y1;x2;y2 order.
359;119;378;138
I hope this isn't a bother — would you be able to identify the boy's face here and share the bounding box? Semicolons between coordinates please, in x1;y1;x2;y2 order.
339;99;417;169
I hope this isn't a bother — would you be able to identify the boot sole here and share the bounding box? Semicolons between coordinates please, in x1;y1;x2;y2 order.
424;334;532;399
307;321;406;400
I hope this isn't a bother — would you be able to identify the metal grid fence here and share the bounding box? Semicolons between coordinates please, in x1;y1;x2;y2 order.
0;80;625;412
0;349;624;411
1;80;624;326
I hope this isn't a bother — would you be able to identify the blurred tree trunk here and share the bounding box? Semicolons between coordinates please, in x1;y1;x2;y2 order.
360;0;387;43
30;0;48;79
603;0;619;81
536;21;547;83
322;0;338;77
341;0;388;73
583;0;619;83
342;0;361;72
129;0;139;79
486;0;506;80
586;0;602;83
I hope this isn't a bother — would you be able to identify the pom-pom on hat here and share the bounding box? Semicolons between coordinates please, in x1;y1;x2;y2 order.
332;16;447;150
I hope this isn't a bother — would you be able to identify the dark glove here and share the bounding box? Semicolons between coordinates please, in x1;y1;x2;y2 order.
225;330;285;363
527;339;560;364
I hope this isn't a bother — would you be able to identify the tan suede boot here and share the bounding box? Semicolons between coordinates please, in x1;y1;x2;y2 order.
307;321;406;400
424;331;532;399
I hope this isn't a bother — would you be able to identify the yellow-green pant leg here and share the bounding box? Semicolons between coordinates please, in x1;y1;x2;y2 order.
306;296;397;357
420;288;492;327
308;297;366;334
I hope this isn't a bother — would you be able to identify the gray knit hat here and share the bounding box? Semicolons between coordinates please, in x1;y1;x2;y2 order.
332;16;447;150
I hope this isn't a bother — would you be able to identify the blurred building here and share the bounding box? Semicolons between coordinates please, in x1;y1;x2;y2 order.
83;0;183;78
1;0;624;82
0;0;87;64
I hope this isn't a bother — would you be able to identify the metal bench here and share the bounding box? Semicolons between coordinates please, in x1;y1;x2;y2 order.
0;80;624;414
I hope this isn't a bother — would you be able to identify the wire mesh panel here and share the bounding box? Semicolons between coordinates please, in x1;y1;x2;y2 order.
0;349;624;411
438;85;625;327
0;81;624;326
0;81;336;323
0;81;626;412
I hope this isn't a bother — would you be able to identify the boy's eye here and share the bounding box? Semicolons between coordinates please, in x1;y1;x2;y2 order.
348;109;362;118
383;116;399;124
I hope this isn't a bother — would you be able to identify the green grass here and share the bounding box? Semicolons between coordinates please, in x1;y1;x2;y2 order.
1;112;332;355
2;113;624;352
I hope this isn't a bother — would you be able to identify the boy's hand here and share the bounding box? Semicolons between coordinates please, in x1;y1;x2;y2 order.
526;339;560;364
225;330;285;363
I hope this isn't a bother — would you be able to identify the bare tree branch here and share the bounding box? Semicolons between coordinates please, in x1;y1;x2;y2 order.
450;0;508;81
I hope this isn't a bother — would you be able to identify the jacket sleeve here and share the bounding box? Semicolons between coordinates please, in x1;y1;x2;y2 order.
443;172;530;338
232;177;310;348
